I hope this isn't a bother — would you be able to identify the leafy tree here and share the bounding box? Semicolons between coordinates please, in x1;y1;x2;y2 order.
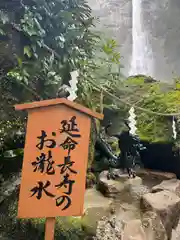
78;37;123;111
0;0;124;171
0;0;97;98
0;0;98;148
119;76;180;143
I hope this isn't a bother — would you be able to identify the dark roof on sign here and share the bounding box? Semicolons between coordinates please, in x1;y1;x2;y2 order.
14;98;104;120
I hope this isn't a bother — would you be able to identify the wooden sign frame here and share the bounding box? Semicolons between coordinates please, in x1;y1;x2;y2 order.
15;98;103;240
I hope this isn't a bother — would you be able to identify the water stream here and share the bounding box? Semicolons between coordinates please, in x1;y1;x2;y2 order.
129;0;154;77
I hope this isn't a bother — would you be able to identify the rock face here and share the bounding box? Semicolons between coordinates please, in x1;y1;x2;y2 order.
97;171;128;198
129;184;150;207
88;0;180;82
88;0;132;76
97;170;142;198
82;188;113;235
136;169;177;181
95;216;123;240
122;219;146;240
141;190;180;238
152;179;180;197
171;219;180;240
95;211;168;240
142;211;168;240
93;169;180;240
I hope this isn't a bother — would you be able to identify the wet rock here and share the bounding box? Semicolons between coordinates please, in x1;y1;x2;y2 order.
84;188;113;211
121;219;146;240
141;190;180;239
94;203;170;240
94;203;141;239
152;179;180;197
82;188;113;235
97;170;142;198
97;171;127;198
136;169;176;181
116;208;141;224
129;184;150;207
119;202;140;212
108;169;128;179
82;207;112;236
126;176;143;186
142;211;168;240
171;218;180;240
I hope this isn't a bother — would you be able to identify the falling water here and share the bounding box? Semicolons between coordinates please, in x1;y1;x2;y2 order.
129;0;154;76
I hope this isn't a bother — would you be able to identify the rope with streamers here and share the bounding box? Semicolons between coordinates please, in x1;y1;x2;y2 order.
89;80;180;117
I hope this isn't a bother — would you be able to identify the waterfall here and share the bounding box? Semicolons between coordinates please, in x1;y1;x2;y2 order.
129;0;154;77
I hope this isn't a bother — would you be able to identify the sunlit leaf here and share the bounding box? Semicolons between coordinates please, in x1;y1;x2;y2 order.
24;46;32;58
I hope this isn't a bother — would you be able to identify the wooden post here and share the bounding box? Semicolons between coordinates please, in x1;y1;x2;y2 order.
45;217;56;240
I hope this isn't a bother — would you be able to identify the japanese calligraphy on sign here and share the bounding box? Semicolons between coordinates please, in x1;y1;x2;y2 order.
15;98;103;218
30;116;79;210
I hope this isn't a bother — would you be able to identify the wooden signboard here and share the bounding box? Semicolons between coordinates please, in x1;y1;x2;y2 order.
15;98;103;239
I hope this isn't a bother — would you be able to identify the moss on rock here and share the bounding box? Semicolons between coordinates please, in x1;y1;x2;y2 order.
86;172;97;189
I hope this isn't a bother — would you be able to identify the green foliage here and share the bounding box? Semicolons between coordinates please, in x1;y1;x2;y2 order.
125;76;180;142
110;140;119;154
77;37;123;167
0;190;88;239
0;0;100;149
86;172;96;188
31;217;86;239
0;0;123;144
77;37;123;110
0;0;97;95
0;0;124;180
88;122;96;167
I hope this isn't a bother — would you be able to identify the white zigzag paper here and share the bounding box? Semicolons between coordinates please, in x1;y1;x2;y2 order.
128;107;137;135
67;70;79;101
172;117;177;139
